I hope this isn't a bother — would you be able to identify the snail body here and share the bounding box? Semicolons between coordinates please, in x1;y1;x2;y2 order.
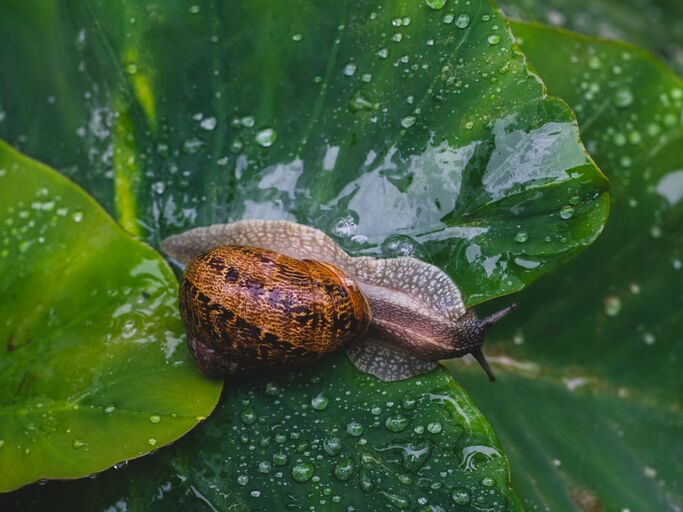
162;220;514;382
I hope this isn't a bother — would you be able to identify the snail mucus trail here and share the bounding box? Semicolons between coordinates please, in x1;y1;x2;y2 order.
161;220;515;382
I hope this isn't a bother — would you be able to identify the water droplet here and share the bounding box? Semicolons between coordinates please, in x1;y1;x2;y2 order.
451;488;470;505
642;332;656;345
481;476;496;487
426;0;447;10
343;62;357;76
240;115;255;128
443;14;454;24
400;116;416;128
182;138;204;154
650;225;662;239
273;452;288;465
255;128;277;147
291;462;314;482
240;408;257;425
487;34;501;45
673;259;682;270
392;33;403;43
311;394;329;411
455;13;471;28
346;421;365;437
148;438;157;446
113;461;128;470
379;491;410;509
603;295;622;317
265;382;279;396
385;414;409;432
334;459;354;481
72;438;86;449
149;415;161;424
323;436;342;456
614;88;634;108
427;421;442;434
104;405;115;414
360;467;374;492
559;205;574;219
514;231;528;243
349;92;378;112
259;461;272;473
377;48;389;59
200;116;217;131
72;212;84;223
292;33;303;42
237;474;249;486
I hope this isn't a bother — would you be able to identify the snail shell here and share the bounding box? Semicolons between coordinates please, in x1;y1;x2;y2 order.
162;220;514;382
180;245;370;372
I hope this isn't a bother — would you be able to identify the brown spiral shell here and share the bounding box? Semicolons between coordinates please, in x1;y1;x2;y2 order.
179;245;371;370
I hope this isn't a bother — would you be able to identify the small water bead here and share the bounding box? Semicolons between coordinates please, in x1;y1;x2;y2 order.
311;394;329;410
361;73;372;83
72;438;86;449
275;433;287;444
149;415;161;424
481;476;496;487
426;0;447;10
559;205;574;219
240;408;257;425
487;34;500;45
265;382;279;396
273;452;288;465
385;414;409;432
346;421;364;437
427;421;442;434
292;33;303;42
104;405;115;414
603;295;622;317
72;212;84;223
323;436;342;456
673;259;682;270
113;461;128;470
614;88;634;108
334;459;354;481
377;48;389;59
649;225;662;239
237;474;249;486
452;488;471;505
259;461;272;473
400;116;416;128
392;33;403;43
250;490;260;498
613;133;627;146
455;13;471;28
343;62;357;76
371;406;382;416
255;128;277;147
514;231;528;243
642;332;656;346
148;438;157;446
360;468;375;492
402;397;417;411
380;491;410;509
291;462;314;482
200;116;217;130
443;14;454;24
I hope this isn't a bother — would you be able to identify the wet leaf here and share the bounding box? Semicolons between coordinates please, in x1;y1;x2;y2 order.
0;142;222;492
453;23;683;511
501;0;683;74
0;0;609;306
1;354;524;510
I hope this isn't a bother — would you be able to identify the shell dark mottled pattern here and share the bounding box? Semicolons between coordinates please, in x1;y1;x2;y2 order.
180;245;371;369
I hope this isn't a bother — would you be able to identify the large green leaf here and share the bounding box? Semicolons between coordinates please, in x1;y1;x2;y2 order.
0;0;611;508
0;0;609;306
0;141;222;492
451;23;683;511
501;0;683;74
2;353;525;510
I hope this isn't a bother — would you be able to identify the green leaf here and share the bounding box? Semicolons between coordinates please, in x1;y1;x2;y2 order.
2;353;525;510
0;141;222;492
0;0;609;306
500;0;683;75
452;23;683;511
0;0;611;508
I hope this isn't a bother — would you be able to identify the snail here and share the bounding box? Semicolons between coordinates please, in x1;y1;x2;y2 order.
161;220;515;382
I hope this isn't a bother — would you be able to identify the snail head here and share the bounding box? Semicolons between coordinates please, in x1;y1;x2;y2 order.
453;303;517;382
